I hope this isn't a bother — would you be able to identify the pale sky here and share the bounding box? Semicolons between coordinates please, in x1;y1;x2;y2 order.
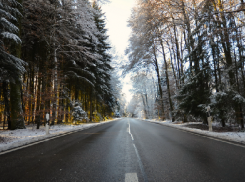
102;0;135;54
102;0;136;103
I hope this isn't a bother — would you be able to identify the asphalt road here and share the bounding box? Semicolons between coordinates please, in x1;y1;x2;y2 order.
0;118;245;182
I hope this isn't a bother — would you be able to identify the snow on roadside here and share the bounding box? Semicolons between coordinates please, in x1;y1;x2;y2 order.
0;119;119;153
144;119;245;145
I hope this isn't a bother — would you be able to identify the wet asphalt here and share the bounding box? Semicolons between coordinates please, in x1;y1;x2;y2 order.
0;118;245;182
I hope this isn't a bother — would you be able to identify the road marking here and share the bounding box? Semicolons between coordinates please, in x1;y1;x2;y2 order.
0;132;78;155
171;127;245;148
0;122;115;155
128;121;134;140
147;121;245;149
133;144;148;182
125;173;138;182
130;134;134;140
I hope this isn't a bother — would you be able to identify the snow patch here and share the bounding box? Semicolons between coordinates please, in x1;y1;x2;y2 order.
0;119;120;153
144;119;245;145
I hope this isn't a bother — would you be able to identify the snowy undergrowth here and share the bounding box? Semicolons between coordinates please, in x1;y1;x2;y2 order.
0;119;119;152
144;119;245;145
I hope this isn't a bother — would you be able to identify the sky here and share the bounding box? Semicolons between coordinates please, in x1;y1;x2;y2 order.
102;0;136;103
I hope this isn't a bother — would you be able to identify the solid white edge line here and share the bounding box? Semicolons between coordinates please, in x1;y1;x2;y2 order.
0;119;120;155
144;120;245;149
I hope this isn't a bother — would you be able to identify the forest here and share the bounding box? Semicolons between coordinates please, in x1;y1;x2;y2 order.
0;0;123;130
2;0;245;131
125;0;245;129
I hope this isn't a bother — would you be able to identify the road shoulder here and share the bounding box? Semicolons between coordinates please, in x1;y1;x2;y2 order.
0;118;120;153
142;119;245;146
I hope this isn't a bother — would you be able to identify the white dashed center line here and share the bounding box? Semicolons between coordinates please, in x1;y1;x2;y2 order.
128;121;134;140
125;173;138;182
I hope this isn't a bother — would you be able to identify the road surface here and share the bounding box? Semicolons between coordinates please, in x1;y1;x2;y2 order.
0;118;245;182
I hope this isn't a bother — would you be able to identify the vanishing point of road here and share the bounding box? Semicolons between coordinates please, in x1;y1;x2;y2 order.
0;118;245;182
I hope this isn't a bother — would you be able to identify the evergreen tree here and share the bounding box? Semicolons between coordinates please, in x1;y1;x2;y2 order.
72;102;88;124
0;0;25;81
0;0;122;129
91;1;115;117
1;0;26;129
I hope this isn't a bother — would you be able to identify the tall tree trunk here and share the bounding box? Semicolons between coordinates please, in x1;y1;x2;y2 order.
180;0;193;69
153;47;165;120
211;41;219;92
9;0;25;129
2;82;11;129
167;43;178;89
160;40;174;121
35;71;42;127
141;94;148;119
217;1;242;127
90;88;93;122
10;81;25;129
173;24;181;84
53;47;58;125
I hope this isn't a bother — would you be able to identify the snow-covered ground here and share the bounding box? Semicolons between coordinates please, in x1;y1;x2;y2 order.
144;119;245;145
0;119;119;153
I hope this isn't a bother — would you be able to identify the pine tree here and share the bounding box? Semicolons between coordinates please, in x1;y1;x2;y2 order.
72;102;88;124
0;0;25;80
91;1;115;117
1;0;26;129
